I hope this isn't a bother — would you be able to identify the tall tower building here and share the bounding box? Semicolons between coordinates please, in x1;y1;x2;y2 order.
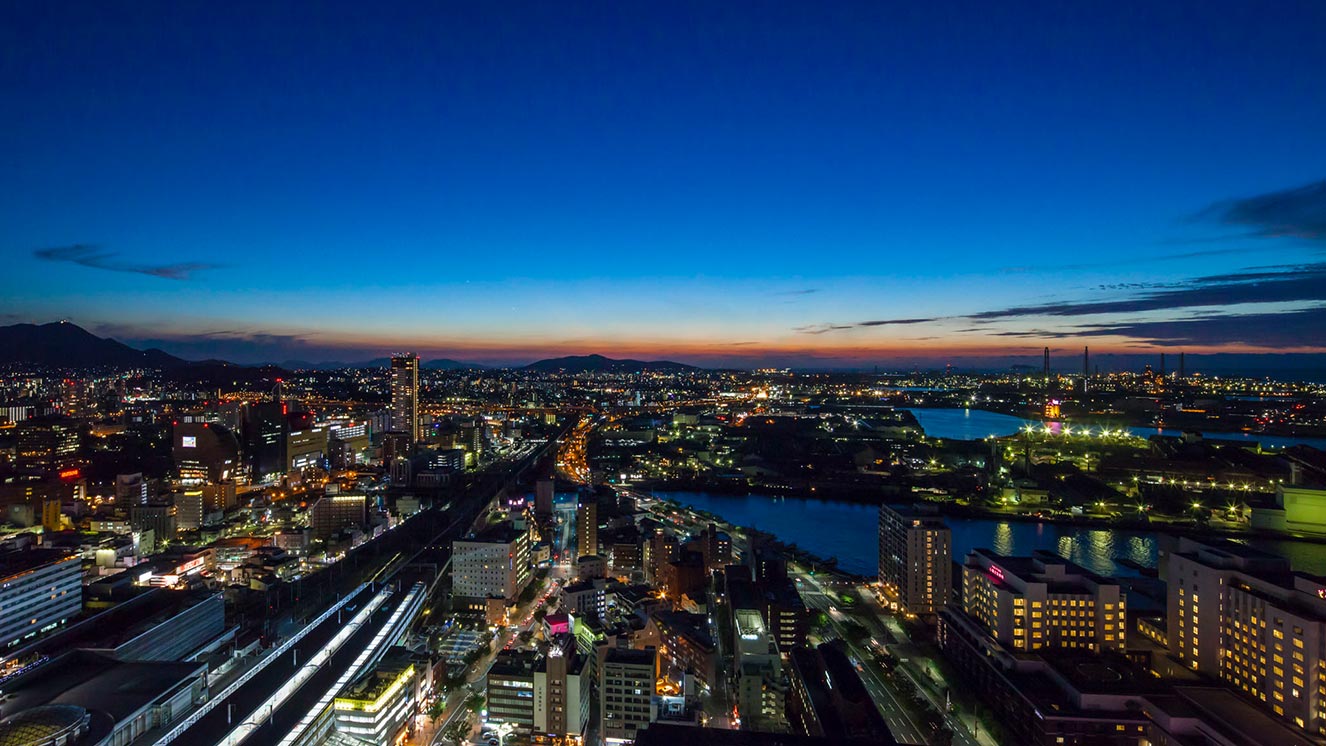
878;504;952;617
576;500;598;559
390;354;420;443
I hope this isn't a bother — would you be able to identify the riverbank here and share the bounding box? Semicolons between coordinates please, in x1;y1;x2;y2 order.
637;477;1326;547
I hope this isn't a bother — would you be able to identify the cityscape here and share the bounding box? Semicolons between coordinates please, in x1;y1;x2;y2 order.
3;4;1326;746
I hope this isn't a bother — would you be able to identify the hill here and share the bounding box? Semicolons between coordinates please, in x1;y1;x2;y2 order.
522;353;698;374
0;321;185;369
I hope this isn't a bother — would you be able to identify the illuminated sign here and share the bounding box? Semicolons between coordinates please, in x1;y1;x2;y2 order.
989;565;1005;583
181;436;197;448
59;468;80;480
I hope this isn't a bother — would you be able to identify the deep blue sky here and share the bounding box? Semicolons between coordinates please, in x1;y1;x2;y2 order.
2;1;1324;367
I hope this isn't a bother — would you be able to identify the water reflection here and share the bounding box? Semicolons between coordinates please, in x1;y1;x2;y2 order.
659;491;1326;579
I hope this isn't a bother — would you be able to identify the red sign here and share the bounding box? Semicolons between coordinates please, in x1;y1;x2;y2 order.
989;565;1005;582
59;468;80;480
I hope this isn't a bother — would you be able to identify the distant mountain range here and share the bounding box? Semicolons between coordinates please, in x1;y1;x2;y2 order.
0;322;186;369
522;353;698;373
276;357;486;370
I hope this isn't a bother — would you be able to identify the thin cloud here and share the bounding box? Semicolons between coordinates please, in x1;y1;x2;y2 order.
1194;179;1326;243
34;244;221;280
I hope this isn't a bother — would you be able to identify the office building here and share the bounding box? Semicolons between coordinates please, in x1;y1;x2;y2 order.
334;648;420;745
172;421;240;484
1167;537;1326;734
877;504;951;616
15;416;80;472
245;401;287;482
652;609;718;686
451;523;532;609
390;354;420;443
487;650;538;739
787;643;895;743
961;549;1125;653
286;425;328;472
131;502;178;550
577;500;598;559
0;548;81;650
732;608;787;732
309;492;367;540
173;489;205;531
600;646;657;745
534;636;592;741
536;478;555;516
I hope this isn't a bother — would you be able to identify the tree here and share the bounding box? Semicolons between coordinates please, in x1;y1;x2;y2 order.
840;621;870;644
428;698;446;724
465;692;485;714
443;718;470;746
928;727;954;746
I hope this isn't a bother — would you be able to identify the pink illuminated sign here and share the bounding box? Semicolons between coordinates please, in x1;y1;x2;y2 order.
989;565;1005;582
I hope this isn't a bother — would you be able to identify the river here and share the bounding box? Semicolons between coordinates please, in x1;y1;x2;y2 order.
904;407;1326;451
653;490;1326;579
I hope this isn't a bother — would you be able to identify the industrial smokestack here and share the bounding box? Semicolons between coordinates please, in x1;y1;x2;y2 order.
1043;347;1050;388
1179;352;1185;380
1083;346;1090;392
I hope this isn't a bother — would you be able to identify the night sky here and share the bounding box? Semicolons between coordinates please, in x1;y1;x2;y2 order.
2;1;1324;369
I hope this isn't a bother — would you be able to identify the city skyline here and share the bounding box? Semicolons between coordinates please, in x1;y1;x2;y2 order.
3;1;1325;369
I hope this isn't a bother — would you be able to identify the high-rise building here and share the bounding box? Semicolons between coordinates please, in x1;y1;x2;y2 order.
534;636;592;740
961;549;1125;653
0;548;81;650
487;650;538;739
15;416;80;472
245;401;287;482
309;492;367;540
1166;537;1326;734
451;523;532;608
600;646;657;745
877;504;951;617
172;421;240;484
390;354;419;443
576;500;598;559
536;478;555;516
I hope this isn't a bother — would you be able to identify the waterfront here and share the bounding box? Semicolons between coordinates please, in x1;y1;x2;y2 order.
654;490;1326;578
904;407;1326;451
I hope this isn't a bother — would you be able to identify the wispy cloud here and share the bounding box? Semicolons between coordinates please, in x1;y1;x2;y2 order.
34;244;221;280
1193;179;1326;243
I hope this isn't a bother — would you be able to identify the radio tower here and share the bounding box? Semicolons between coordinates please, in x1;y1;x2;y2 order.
1082;346;1089;393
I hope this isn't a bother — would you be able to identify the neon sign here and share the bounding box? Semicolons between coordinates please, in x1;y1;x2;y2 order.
989;565;1005;582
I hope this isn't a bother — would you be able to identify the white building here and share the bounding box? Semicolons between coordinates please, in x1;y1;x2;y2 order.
0;549;81;650
877;504;951;616
451;523;532;609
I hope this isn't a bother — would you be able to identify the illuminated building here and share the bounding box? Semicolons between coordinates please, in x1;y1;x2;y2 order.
130;502;177;550
172;421;240;484
333;648;420;745
390;353;420;443
651;609;718;686
733;609;787;732
576;500;598;558
1166;537;1326;735
14;416;79;472
488;650;538;739
600;647;657;745
41;498;63;532
245;401;287;482
961;549;1125;652
172;489;205;531
0;548;81;650
534;636;592;741
285;425;327;472
877;504;951;616
309;491;367;540
327;420;370;468
451;523;532;610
